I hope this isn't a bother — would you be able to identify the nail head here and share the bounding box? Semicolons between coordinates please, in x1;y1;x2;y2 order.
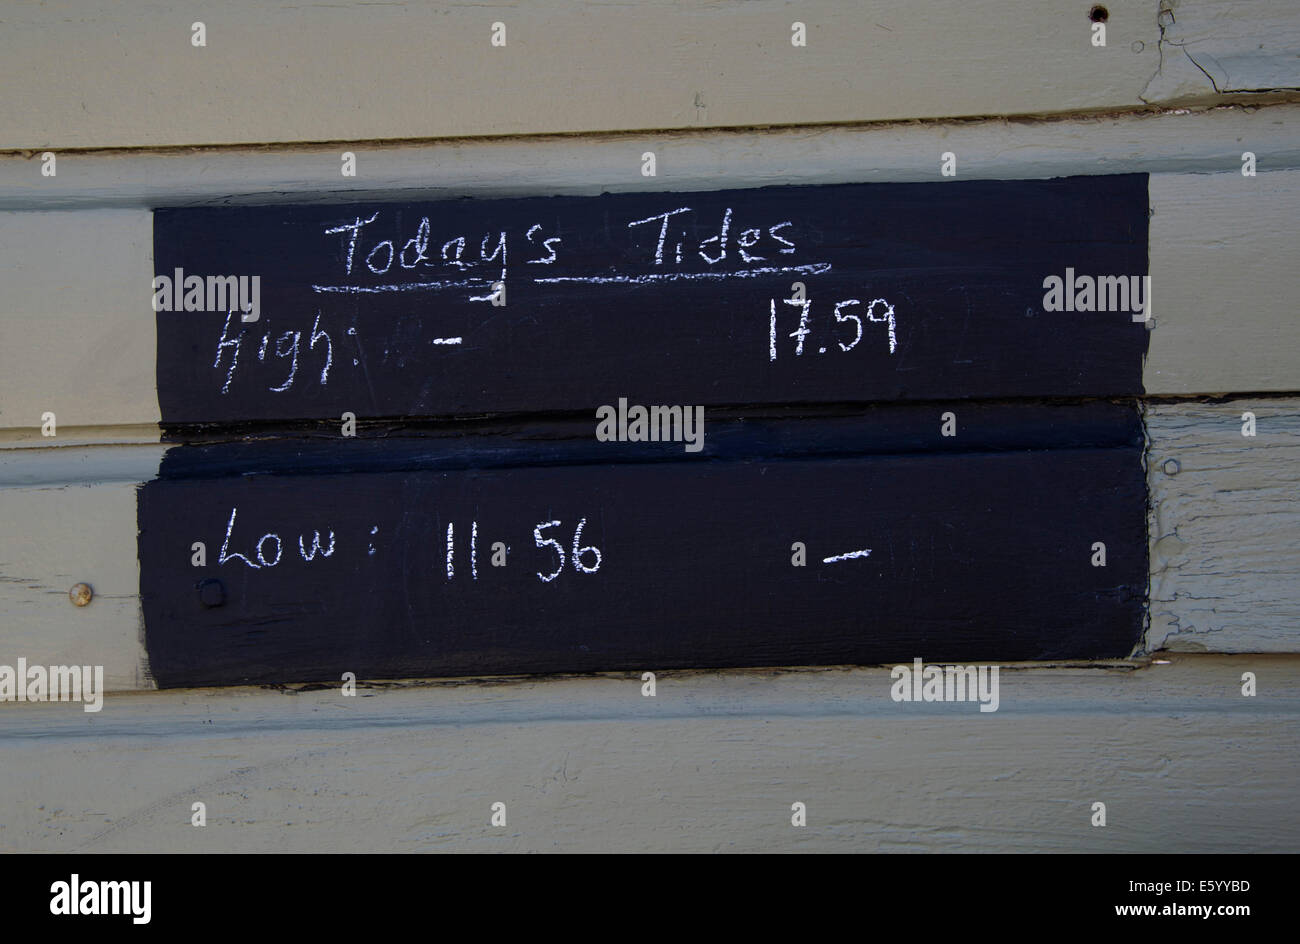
197;578;225;607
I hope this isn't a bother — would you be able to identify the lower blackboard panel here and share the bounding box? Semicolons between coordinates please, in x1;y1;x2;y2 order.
138;444;1146;687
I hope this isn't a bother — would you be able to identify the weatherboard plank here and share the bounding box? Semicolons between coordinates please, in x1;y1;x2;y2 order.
5;128;1300;435
9;398;1300;694
152;176;1149;425
1;655;1296;853
0;0;1168;150
1146;398;1300;653
137;415;1147;687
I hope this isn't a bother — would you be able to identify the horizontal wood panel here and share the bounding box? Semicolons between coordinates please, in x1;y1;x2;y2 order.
0;210;158;431
1;397;1294;691
0;1;1174;150
5;109;1300;433
1142;0;1300;100
0;483;152;692
1146;398;1300;653
5;104;1298;212
0;654;1295;852
138;412;1147;687
153;402;1146;472
152;177;1148;424
1146;170;1300;395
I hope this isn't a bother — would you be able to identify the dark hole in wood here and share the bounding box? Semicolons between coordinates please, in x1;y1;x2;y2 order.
1089;5;1109;23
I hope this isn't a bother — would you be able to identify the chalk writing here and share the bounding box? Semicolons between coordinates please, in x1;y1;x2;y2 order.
769;294;897;361
313;206;830;297
213;507;603;584
214;311;334;395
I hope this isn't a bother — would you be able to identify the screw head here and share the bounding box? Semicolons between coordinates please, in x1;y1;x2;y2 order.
197;578;225;607
69;583;93;607
1162;458;1181;475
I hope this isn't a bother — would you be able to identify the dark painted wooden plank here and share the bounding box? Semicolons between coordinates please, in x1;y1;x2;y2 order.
155;401;1144;477
137;413;1147;687
152;176;1149;425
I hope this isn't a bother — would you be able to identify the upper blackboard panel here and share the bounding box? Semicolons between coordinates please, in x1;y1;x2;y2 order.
153;176;1149;425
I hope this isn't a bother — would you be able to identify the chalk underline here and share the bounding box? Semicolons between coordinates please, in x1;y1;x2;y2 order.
310;263;832;294
312;279;486;293
534;264;832;284
823;549;872;563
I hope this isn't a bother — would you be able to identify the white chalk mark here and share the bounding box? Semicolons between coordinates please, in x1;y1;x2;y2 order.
769;299;777;362
213;310;244;395
822;549;872;563
324;211;380;275
533;263;831;285
769;221;797;254
218;506;257;569
299;530;336;561
311;279;492;294
267;330;300;393
309;312;332;384
866;298;898;354
430;337;463;345
627;207;692;264
786;297;812;356
446;522;455;579
313;264;831;296
525;224;561;264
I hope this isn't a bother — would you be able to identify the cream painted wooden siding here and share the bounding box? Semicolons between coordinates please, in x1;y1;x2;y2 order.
0;655;1294;853
3;1;1298;151
0;2;1183;150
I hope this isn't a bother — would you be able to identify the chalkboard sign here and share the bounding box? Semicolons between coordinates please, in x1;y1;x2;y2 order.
143;178;1151;685
138;403;1146;688
152;176;1149;426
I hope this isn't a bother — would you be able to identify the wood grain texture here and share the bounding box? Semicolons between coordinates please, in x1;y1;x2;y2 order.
0;483;153;692
0;654;1293;853
0;0;1171;151
5;103;1298;211
0;440;164;487
0;210;158;431
1146;398;1300;653
1142;0;1300;102
1146;170;1300;396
